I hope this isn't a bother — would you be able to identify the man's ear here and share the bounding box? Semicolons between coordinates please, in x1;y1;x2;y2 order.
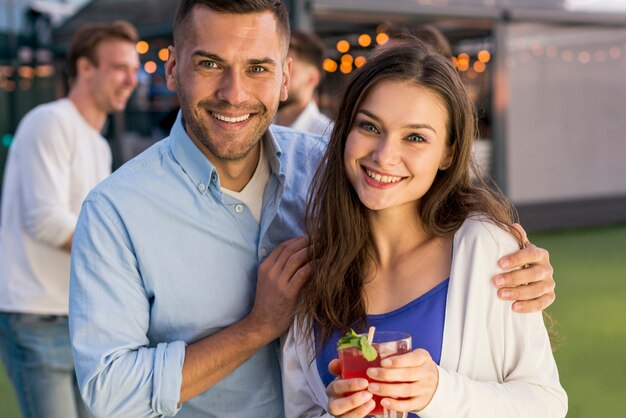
307;67;321;90
76;56;95;80
280;56;292;102
165;46;177;92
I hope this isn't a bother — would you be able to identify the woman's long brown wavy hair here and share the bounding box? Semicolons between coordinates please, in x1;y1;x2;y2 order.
297;40;521;351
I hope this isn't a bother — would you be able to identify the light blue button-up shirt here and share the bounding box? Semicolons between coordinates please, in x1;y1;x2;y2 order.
69;114;327;418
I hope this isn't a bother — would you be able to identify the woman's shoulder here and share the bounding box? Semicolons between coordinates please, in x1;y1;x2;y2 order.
454;216;520;257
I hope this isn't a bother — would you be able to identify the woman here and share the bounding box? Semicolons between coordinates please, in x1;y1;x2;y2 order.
281;41;567;417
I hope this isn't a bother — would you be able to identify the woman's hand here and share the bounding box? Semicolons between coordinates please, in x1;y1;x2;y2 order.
365;349;439;414
326;359;375;418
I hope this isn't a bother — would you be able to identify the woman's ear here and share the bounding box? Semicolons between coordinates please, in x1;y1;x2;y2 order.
439;143;454;171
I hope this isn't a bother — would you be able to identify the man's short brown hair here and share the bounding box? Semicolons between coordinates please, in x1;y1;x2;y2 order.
66;20;138;83
173;0;290;55
289;30;325;72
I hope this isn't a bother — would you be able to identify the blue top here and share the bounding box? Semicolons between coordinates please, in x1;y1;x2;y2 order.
316;278;449;417
69;113;326;418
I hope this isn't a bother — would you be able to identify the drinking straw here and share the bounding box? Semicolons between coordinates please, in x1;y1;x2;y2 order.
367;326;376;344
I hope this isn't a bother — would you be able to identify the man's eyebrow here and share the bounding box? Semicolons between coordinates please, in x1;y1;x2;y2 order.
191;51;277;67
248;58;277;67
357;109;438;134
191;51;224;63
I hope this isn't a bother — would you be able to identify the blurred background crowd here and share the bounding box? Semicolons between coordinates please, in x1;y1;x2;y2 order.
2;0;626;232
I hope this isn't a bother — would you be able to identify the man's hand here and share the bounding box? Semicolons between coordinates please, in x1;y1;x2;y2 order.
248;236;311;339
494;223;556;313
180;236;311;403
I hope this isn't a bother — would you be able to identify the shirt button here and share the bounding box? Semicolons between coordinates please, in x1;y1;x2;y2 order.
211;172;217;182
234;204;244;213
260;247;268;257
197;183;206;192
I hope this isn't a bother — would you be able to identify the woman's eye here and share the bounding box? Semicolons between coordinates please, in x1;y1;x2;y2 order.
407;133;426;143
359;121;379;133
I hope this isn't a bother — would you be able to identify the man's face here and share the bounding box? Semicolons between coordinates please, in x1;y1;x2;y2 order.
86;39;140;113
166;7;291;163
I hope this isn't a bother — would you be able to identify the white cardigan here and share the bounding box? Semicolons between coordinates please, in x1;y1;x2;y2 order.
281;218;568;417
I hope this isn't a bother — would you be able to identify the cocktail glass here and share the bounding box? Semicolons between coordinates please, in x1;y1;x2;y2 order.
339;331;412;418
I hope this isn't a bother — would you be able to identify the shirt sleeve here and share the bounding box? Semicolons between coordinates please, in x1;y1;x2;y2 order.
418;220;568;418
17;109;77;247
69;194;185;418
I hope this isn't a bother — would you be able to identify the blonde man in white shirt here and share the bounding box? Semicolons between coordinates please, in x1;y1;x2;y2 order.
0;21;139;418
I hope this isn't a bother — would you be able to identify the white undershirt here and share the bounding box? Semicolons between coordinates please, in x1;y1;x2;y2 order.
221;140;270;224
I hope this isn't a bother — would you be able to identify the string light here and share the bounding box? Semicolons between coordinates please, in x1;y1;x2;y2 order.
144;61;157;74
18;66;34;79
340;62;352;74
341;54;354;65
35;65;55;78
561;50;573;62
136;41;149;54
336;40;350;53
477;50;491;63
355;56;367;68
323;58;338;73
158;48;169;62
376;33;389;46
358;34;372;48
473;61;486;73
456;53;470;71
578;51;591;64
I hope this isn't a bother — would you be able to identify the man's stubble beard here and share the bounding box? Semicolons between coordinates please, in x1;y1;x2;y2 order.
178;88;274;162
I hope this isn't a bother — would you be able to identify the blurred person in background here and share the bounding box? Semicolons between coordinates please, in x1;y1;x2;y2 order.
0;20;139;418
385;23;452;58
275;30;333;136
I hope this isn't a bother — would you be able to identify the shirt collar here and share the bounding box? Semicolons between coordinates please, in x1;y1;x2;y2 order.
169;111;217;193
265;125;284;177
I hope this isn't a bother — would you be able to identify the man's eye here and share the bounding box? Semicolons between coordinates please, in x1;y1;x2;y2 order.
200;61;217;68
250;66;266;73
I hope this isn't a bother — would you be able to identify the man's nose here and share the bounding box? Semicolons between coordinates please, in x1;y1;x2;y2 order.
216;70;250;105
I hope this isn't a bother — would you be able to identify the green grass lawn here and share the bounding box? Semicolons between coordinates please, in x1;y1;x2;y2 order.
532;224;626;417
1;224;625;417
0;362;20;417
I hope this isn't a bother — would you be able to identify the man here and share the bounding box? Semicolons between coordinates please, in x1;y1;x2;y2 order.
275;30;333;136
0;21;139;418
69;2;555;417
385;24;452;57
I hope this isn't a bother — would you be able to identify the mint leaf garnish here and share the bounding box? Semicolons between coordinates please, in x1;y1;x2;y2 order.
359;335;378;361
337;329;378;361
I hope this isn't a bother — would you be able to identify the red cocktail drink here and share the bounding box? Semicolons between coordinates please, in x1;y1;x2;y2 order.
339;331;411;416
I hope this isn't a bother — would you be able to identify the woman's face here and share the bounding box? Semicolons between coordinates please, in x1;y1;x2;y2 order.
343;79;452;213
